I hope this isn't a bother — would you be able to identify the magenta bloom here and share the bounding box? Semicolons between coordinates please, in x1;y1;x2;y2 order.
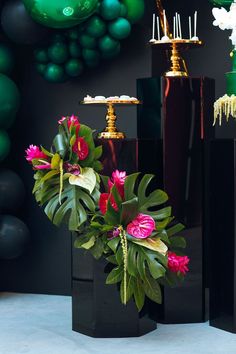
25;145;47;162
34;161;51;170
58;114;80;134
127;213;156;239
168;252;190;275
64;163;80;176
108;170;126;198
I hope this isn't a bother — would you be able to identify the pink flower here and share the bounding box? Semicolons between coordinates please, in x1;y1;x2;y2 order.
168;252;190;275
34;161;51;170
58;114;80;134
25;145;47;162
127;213;155;239
64;163;80;176
72;137;89;160
108;170;126;198
99;193;118;215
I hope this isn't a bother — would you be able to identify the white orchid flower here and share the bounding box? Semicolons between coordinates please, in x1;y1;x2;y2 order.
212;7;231;30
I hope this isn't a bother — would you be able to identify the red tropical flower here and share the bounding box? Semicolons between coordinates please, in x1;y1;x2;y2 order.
99;193;118;215
73;137;89;160
127;213;155;239
168;252;190;275
108;170;126;198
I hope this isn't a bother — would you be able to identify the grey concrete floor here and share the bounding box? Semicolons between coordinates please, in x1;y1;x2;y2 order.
0;293;236;354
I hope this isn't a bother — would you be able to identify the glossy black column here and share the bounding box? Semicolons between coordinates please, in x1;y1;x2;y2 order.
209;139;236;333
137;77;215;323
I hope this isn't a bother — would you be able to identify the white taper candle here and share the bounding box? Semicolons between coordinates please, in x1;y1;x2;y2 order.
157;16;160;41
194;11;197;38
189;16;192;39
152;13;155;39
163;9;167;37
178;13;182;39
173;16;176;39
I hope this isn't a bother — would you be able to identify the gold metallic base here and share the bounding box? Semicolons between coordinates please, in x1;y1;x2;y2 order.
165;70;188;77
97;131;125;139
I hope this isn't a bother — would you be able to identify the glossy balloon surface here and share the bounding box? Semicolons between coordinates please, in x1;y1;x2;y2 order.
0;130;11;161
122;0;144;23
23;0;99;28
0;44;14;75
0;169;25;212
0;74;20;129
108;17;131;39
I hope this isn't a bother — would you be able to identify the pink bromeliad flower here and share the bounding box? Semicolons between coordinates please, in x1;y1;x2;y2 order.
127;213;156;239
34;161;51;170
25;145;47;162
168;252;190;275
108;170;126;198
58;114;80;134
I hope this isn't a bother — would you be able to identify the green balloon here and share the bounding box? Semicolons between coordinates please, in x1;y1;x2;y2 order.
82;48;100;67
101;42;121;59
99;35;120;53
108;17;131;39
79;34;96;49
120;4;127;17
67;28;80;40
100;0;121;20
0;44;14;75
65;58;83;77
209;0;233;8
69;41;81;58
44;63;66;82
86;15;106;38
22;0;99;29
36;63;47;75
0;130;11;161
48;42;69;64
34;48;49;63
51;33;66;43
122;0;145;23
0;74;20;130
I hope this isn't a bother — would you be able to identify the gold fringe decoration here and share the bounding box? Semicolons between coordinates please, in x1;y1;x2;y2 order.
214;94;236;126
119;227;128;305
59;159;64;205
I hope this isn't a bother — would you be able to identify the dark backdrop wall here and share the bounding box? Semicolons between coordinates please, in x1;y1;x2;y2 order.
0;0;234;295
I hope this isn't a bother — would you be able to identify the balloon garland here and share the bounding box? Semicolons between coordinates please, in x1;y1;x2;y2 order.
33;0;144;82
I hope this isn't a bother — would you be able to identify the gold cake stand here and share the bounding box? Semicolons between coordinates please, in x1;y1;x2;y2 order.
150;39;203;77
80;99;141;139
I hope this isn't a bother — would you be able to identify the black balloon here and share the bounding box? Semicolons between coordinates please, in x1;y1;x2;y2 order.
1;0;49;44
0;169;25;213
0;215;30;259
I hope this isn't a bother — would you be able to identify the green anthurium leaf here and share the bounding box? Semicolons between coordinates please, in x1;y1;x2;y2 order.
94;145;103;160
110;185;123;210
40;146;53;157
40;170;59;182
126;275;135;302
107;237;120;253
80;236;96;250
169;236;186;248
131;237;168;255
115;245;123;265
106;255;118;265
70;134;76;147
156;217;174;231
106;266;123;284
74;232;96;248
90;237;104;259
93;160;103;172
51;153;61;169
104;195;120;226
147;206;172;221
133;278;145;312
69;167;96;194
144;273;162;304
53;134;67;158
120;197;139;226
100;175;109;192
167;223;185;237
124;173;140;201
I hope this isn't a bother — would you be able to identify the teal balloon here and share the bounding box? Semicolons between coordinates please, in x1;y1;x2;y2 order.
79;33;96;49
0;74;20;130
51;33;66;43
83;49;100;67
22;0;99;29
86;15;106;38
65;59;83;77
67;28;80;40
209;0;233;8
44;63;66;82
36;63;47;75
101;42;121;59
48;42;69;64
108;17;131;39
122;0;145;23
0;130;11;161
120;4;127;17
98;35;120;53
69;41;81;58
0;44;14;75
34;48;48;63
100;0;121;20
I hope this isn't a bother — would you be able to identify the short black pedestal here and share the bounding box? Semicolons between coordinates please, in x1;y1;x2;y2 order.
72;247;157;338
136;77;215;324
209;139;236;333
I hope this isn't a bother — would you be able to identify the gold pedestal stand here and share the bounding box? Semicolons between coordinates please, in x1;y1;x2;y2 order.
150;39;203;77
80;99;140;139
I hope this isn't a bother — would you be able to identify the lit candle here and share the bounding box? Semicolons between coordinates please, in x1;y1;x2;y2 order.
157;16;160;41
189;16;192;39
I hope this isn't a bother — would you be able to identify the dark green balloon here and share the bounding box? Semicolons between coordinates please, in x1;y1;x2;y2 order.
0;44;14;75
22;0;99;29
0;74;20;130
67;28;80;40
101;42;121;59
44;63;66;82
86;15;106;38
48;42;69;64
0;130;11;161
34;48;49;63
98;35;120;53
120;4;127;17
122;0;145;23
83;48;100;67
36;63;47;75
79;33;96;49
209;0;233;8
65;58;83;77
51;33;66;43
100;0;121;20
69;41;81;58
108;17;131;39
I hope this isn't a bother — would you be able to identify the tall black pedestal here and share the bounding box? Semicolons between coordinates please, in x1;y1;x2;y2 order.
136;77;215;323
209;139;236;333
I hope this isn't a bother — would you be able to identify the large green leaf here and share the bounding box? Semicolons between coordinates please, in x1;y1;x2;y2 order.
131;237;168;255
120;197;139;226
133;278;145;311
124;173;140;200
106;266;123;284
44;180;97;231
143;273;162;304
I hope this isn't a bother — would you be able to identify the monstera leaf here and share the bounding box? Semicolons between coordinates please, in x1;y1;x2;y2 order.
44;180;99;230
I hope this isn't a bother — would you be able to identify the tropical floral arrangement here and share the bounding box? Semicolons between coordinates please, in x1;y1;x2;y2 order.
26;115;189;311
